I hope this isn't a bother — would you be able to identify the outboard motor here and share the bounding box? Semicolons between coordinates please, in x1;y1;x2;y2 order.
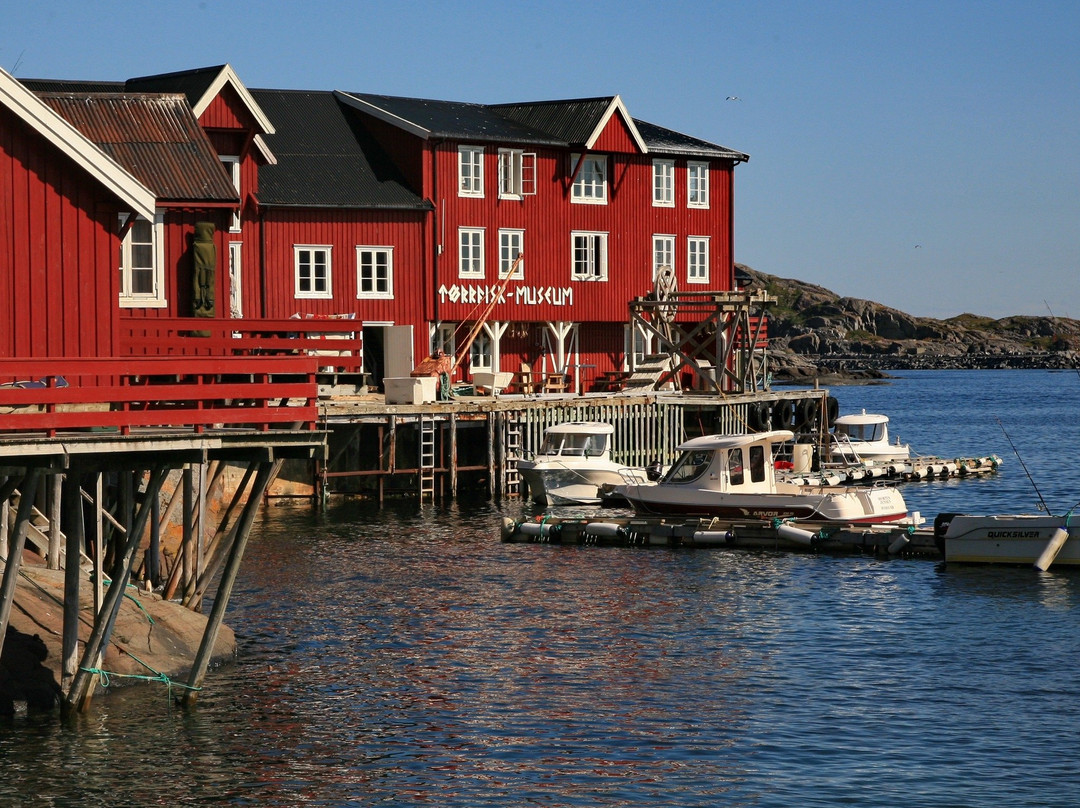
646;459;664;481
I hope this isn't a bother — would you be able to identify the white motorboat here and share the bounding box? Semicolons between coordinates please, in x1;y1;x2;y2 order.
612;430;911;523
938;512;1080;567
828;411;910;464
517;422;651;505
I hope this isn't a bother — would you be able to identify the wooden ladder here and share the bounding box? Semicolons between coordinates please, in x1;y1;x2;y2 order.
503;417;522;498
418;416;436;502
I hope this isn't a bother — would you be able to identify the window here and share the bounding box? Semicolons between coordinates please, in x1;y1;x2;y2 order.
294;245;332;298
498;149;536;198
749;444;766;482
432;322;455;358
458;146;484;197
727;448;744;486
687;161;709;208
470;330;493;372
571;153;607;203
626;323;655;369
652;235;675;280
499;229;524;278
571;231;608;280
118;213;165;307
653;159;674;206
228;242;243;318
459;228;485;278
357;246;393;299
688;236;710;284
664;449;713;484
221;156;241;230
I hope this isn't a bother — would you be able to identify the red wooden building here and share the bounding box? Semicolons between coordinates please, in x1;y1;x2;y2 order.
8;63;751;392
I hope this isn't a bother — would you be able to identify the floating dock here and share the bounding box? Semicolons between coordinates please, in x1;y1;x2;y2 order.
501;514;943;559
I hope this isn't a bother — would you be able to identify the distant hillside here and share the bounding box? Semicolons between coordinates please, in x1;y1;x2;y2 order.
737;264;1080;382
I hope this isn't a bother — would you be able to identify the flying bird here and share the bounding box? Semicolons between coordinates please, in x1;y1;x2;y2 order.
726;96;740;101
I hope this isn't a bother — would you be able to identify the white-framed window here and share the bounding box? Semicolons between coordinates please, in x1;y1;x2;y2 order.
458;145;484;197
470;329;493;372
432;322;456;358
221;155;241;231
357;246;393;299
624;323;656;369
571;231;608;281
653;159;675;207
499;229;524;278
688;236;710;284
652;235;675;280
687;161;709;208
459;227;485;278
118;212;166;308
228;241;243;318
498;149;536;198
294;245;332;299
571;153;607;204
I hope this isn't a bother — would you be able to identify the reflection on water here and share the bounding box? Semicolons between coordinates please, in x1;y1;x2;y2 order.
3;371;1080;807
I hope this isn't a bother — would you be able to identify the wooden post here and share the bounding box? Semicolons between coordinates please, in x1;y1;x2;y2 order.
450;413;458;498
61;471;84;694
184;462;256;610
183;460;279;705
0;470;43;662
182;465;194;597
48;473;62;570
64;465;169;715
487;413;496;499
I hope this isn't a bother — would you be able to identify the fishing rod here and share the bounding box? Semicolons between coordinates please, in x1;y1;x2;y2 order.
996;417;1050;514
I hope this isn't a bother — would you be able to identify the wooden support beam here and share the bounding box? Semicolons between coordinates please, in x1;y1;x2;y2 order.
63;464;169;715
61;473;84;693
183;459;280;705
0;470;43;662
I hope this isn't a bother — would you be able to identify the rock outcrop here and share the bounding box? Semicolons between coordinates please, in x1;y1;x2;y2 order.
737;265;1080;382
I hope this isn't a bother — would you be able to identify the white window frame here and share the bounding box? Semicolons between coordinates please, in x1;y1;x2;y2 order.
571;231;608;281
687;161;709;208
498;229;524;278
458;227;485;278
432;322;456;358
688;236;710;284
498;149;536;198
571;153;608;204
652;234;675;281
653;159;675;207
458;145;484;197
356;246;394;299
221;155;241;231
470;329;493;372
118;212;166;308
624;323;656;370
294;245;332;299
228;241;243;318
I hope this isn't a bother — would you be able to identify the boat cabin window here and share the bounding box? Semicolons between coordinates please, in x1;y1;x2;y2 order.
664;449;712;483
727;448;744;486
538;432;607;457
835;422;885;442
749;444;766;482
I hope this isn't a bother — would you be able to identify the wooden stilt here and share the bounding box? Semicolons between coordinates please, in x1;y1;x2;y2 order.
183;460;279;706
61;471;84;694
64;464;169;715
182;465;194;598
48;473;62;570
0;470;43;662
450;413;458;498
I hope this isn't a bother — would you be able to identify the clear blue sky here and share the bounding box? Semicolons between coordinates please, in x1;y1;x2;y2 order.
6;0;1078;320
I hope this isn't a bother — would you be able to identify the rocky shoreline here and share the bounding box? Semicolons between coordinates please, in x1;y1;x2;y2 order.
736;265;1080;383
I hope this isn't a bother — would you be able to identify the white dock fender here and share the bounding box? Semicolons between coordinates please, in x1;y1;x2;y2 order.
518;520;555;538
776;522;816;546
501;517;518;540
887;534;911;555
692;530;732;546
1034;527;1070;571
584;522;624;538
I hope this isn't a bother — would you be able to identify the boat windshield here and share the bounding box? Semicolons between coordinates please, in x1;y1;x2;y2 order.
663;449;712;484
538;432;607;457
836;422;885;442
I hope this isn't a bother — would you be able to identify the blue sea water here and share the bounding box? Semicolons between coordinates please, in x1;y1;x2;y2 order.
3;369;1079;807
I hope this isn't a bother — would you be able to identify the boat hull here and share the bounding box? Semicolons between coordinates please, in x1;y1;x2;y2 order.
943;514;1080;565
519;463;636;506
616;484;908;523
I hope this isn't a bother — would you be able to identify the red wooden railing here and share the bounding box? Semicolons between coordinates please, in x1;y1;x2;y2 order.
0;356;320;437
119;317;364;374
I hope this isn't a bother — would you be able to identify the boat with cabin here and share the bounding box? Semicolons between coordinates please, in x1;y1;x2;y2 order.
517;421;652;506
828;410;910;464
611;430;912;523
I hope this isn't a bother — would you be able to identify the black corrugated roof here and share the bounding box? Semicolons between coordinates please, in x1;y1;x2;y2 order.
635;118;749;161
19;78;126;93
491;97;615;146
252;89;430;210
124;66;225;110
339;92;567;146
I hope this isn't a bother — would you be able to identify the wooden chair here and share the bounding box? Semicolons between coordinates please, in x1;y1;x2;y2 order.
543;372;567;393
